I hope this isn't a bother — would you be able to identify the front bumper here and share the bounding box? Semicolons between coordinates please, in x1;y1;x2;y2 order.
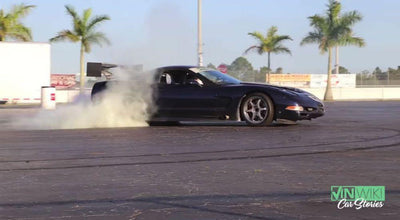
276;103;325;121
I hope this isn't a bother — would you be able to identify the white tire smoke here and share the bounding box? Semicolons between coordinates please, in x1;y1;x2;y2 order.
14;68;156;130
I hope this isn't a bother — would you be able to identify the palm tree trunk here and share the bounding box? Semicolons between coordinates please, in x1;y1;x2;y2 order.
267;52;271;83
79;44;85;94
324;47;334;101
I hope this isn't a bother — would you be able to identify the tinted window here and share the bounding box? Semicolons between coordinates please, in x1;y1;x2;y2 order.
190;68;240;85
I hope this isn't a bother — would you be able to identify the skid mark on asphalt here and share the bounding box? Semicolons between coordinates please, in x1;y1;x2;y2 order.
0;126;399;164
0;139;399;172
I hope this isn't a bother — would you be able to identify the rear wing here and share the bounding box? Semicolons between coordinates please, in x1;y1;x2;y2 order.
87;62;144;79
86;62;117;78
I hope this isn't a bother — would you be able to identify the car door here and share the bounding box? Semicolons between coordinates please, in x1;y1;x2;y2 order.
156;70;220;118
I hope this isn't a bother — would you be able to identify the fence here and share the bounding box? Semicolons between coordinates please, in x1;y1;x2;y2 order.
304;87;400;100
356;78;400;87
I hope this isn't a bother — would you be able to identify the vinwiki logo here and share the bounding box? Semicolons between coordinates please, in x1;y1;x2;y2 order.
331;186;385;209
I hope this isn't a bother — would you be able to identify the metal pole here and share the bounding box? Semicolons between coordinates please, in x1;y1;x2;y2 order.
361;72;363;86
335;46;339;74
197;0;203;66
387;71;389;86
335;0;340;75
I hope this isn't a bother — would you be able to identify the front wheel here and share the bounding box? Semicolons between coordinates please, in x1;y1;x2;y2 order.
240;93;274;126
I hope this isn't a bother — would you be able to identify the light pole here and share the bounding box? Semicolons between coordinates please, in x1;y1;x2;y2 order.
197;0;203;66
335;0;340;75
335;46;339;74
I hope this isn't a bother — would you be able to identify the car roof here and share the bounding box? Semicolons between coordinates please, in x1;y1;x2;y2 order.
157;65;197;71
156;66;215;74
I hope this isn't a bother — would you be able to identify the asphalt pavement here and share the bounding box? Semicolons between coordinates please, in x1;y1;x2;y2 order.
0;101;399;219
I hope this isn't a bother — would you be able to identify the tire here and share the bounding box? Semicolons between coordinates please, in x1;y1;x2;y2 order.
240;93;274;126
91;92;104;104
91;82;107;104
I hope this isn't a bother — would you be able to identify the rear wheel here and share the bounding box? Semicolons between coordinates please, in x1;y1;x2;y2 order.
91;92;104;104
240;93;274;126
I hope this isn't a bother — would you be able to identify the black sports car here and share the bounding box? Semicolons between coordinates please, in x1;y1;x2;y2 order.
91;66;324;126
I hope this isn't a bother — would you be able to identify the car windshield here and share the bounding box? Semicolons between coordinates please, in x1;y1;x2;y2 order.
190;68;241;85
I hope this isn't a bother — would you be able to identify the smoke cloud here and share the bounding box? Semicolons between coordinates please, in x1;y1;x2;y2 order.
13;68;156;130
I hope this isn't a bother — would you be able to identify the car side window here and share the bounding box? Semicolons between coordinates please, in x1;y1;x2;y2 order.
159;71;186;86
185;73;204;86
171;71;185;85
159;70;206;86
160;72;173;85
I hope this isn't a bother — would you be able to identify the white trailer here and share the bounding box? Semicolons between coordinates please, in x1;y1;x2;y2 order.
0;42;51;104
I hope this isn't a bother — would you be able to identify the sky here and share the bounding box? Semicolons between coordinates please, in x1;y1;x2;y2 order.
1;0;399;74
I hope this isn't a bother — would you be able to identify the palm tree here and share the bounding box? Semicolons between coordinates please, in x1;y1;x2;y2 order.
0;3;35;41
245;26;292;83
50;5;110;93
301;0;365;101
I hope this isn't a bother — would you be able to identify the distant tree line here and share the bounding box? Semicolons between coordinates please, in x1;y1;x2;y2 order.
356;66;400;85
207;57;284;83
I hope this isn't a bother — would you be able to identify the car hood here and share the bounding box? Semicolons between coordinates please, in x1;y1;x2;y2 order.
238;82;323;104
239;82;307;94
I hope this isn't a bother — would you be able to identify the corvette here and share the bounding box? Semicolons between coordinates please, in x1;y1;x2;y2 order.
91;66;324;126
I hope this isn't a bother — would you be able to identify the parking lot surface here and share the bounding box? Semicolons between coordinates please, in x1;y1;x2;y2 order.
0;101;399;219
